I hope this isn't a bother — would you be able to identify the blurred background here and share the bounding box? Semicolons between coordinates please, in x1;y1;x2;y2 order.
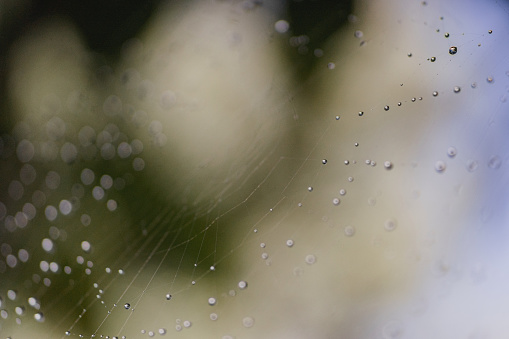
1;0;509;338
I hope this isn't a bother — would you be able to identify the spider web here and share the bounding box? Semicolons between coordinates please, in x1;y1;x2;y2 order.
1;0;509;338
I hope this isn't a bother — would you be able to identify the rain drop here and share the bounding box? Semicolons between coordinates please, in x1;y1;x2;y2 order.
444;32;450;38
384;105;389;111
432;91;439;97
238;280;248;289
124;303;130;310
358;111;364;116
322;159;327;164
307;186;313;192
208;297;217;306
430;57;436;62
453;86;461;93
286;239;294;247
449;46;458;54
332;198;340;206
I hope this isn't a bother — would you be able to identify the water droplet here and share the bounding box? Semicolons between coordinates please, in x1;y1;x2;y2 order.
210;265;215;271
466;160;478;172
384;105;390;111
260;242;266;248
183;320;192;328
407;52;413;57
444;32;450;38
384;219;397;231
370;160;377;167
304;254;316;265
335;115;340;120
348;176;354;182
471;82;477;88
344;160;350;165
261;253;269;260
133;157;145;171
124;303;130;310
322;159;327;164
242;316;255;328
238;280;248;289
274;20;289;33
358;111;364;116
332;198;340;206
210;313;218;321
488;29;493;34
430;56;436;62
354;30;363;38
344;225;356;237
327;62;335;70
449;46;458;54
34;312;44;322
42;238;54;252
383;320;405;339
286;239;294;247
453;86;461;93
92;186;105;200
487;76;494;83
354;142;359;147
307;186;313;192
488;156;501;169
432;91;439;97
166;293;172;300
435;161;446;173
447;147;457;158
81;241;91;252
397;102;402;106
208;297;217;306
411;97;416;102
384;161;393;169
